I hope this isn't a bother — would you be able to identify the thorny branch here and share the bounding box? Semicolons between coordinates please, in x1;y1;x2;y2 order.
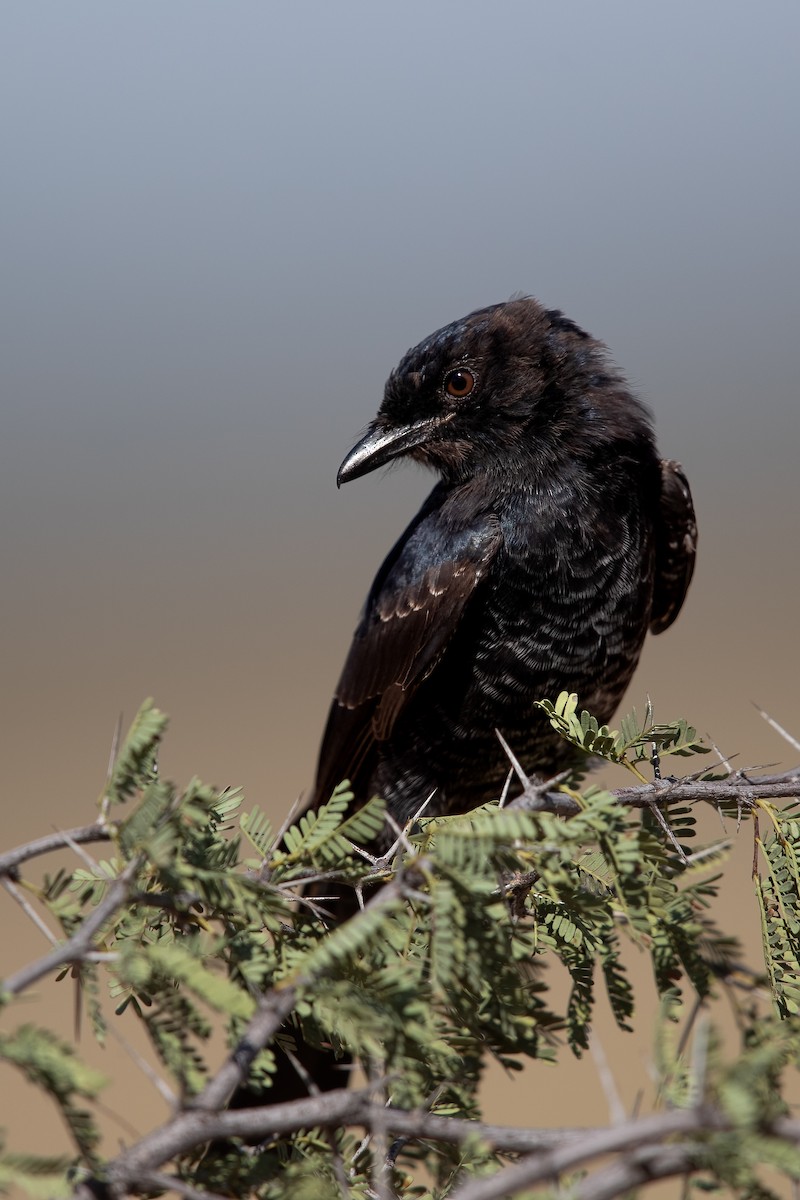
2;769;796;888
3;764;800;1199
2;856;142;996
510;765;800;817
80;866;424;1197
69;1094;800;1200
0;821;115;878
610;767;800;809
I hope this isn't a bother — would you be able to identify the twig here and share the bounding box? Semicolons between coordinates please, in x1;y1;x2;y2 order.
496;729;575;813
191;986;301;1112
495;729;532;791
710;741;735;777
687;1016;710;1109
325;1125;354;1200
0;822;115;878
2;857;142;996
132;1172;227;1200
105;1021;178;1108
609;770;799;812
100;869;422;1191
501;769;800;820
59;826;107;875
498;766;515;808
497;766;800;820
1;876;59;945
447;1107;730;1200
590;1033;625;1126
85;1095;800;1200
369;1061;393;1200
643;800;687;863
256;793;303;882
568;1144;697;1200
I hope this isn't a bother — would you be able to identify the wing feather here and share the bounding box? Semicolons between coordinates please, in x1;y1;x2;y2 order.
650;459;697;635
312;497;502;808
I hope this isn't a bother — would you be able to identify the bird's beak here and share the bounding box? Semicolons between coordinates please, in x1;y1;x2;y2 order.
337;412;455;487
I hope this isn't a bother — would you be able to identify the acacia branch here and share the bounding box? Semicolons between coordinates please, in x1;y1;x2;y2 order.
568;1144;698;1200
432;1108;721;1200
449;1108;800;1200
611;768;800;808
2;857;141;996
4;746;799;1199
96;868;420;1194
76;1091;800;1200
0;822;115;878
511;767;800;817
132;1172;226;1200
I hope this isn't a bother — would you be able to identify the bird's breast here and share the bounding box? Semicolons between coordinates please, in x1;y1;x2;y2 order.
445;489;654;723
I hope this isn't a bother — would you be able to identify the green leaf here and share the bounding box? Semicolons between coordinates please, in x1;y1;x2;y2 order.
106;699;169;805
0;1026;105;1162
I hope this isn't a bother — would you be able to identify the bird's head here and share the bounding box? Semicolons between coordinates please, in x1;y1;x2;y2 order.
337;297;653;488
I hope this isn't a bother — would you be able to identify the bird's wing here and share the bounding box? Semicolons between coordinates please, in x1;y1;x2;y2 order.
650;459;697;634
312;494;502;808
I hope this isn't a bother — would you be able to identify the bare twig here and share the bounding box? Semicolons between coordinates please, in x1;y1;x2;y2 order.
191;986;301;1113
568;1144;697;1200
104;1022;178;1108
498;765;515;808
0;822;115;878
1;875;59;945
59;826;107;874
495;729;532;790
496;729;576;813
132;1171;227;1200
448;1107;730;1200
79;1094;800;1200
611;769;800;810
369;1061;393;1200
643;799;688;863
508;769;800;819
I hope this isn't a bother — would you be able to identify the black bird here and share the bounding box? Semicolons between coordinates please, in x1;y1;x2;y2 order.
220;298;697;1122
312;296;696;822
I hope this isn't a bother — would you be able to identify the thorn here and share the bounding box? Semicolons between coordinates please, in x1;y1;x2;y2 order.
711;740;735;776
646;801;687;865
498;766;515;809
382;810;416;856
495;728;531;788
753;702;800;754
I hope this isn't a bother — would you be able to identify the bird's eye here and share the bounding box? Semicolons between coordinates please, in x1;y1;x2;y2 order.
444;368;476;399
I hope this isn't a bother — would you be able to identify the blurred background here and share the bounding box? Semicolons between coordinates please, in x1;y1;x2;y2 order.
2;0;798;1178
